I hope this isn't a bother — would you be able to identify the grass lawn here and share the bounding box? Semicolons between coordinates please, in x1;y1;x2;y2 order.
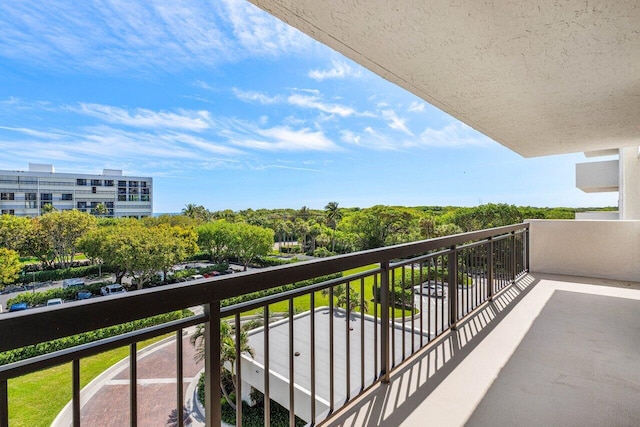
7;334;170;427
244;264;413;319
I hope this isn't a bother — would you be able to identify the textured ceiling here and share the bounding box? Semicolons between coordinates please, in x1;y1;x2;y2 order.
250;0;640;157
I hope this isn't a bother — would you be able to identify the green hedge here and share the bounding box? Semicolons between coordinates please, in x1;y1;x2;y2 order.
17;265;112;284
0;309;192;365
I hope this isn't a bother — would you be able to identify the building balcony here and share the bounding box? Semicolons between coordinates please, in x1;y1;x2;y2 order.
1;221;639;426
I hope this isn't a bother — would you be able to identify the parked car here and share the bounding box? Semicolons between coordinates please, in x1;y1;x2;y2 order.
46;298;63;306
63;278;85;288
77;291;93;300
100;284;126;296
186;274;205;281
9;302;28;312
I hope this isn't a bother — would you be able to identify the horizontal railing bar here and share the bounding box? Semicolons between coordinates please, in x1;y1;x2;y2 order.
221;267;382;315
0;223;528;353
390;247;452;268
0;313;206;380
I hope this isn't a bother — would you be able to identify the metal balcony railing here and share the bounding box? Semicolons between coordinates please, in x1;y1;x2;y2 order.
0;223;529;427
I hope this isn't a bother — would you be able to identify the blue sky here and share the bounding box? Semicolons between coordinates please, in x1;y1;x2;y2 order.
0;1;617;213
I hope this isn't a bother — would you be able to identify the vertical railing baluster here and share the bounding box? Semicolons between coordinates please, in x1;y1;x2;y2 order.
204;301;222;427
380;261;390;383
345;282;351;402
525;227;530;272
264;305;271;427
401;266;406;361
390;267;396;368
0;379;7;427
360;277;365;391
410;265;415;353
373;275;378;379
309;295;314;425
329;287;335;411
176;329;184;427
72;359;80;427
288;299;295;427
419;263;424;347
487;238;494;300
235;314;242;427
448;247;458;330
130;343;137;427
511;231;517;283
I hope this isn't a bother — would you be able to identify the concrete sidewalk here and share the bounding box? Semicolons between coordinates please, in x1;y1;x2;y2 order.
52;329;204;427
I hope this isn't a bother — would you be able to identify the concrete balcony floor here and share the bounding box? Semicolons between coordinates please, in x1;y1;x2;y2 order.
324;273;640;426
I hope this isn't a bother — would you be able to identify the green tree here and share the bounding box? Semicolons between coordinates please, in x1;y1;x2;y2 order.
190;322;255;411
228;223;274;271
23;217;55;268
325;201;343;252
197;220;234;263
181;204;211;224
347;205;419;249
92;203;108;216
39;210;97;267
0;248;21;289
0;215;32;253
322;284;368;323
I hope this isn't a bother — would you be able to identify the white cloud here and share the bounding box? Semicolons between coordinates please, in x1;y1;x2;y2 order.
408;101;425;112
232;88;281;104
75;104;211;130
221;120;340;152
0;0;313;73
415;122;491;147
308;60;362;81
381;110;414;136
287;94;355;117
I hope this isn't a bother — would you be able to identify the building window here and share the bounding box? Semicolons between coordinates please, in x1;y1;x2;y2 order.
25;201;36;209
141;188;150;195
76;179;87;186
128;195;139;202
40;201;52;209
141;195;150;201
91;179;102;186
92;187;97;194
105;202;114;208
62;193;73;201
129;188;139;195
104;180;114;187
1;209;15;215
118;195;126;201
77;202;87;209
0;192;15;200
118;188;127;195
118;181;126;187
141;181;148;188
128;181;139;188
25;193;36;201
40;193;52;201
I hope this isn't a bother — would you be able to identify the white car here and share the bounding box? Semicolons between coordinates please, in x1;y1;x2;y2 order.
101;284;127;296
414;282;446;297
46;298;63;306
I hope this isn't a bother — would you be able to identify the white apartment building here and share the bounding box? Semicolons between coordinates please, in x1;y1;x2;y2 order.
0;163;152;218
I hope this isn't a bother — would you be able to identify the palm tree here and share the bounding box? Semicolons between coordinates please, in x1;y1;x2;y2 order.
181;204;210;223
321;284;369;324
190;321;255;411
93;202;108;217
324;202;342;252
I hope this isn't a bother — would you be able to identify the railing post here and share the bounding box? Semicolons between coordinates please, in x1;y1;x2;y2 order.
487;237;494;301
448;246;458;330
380;261;390;383
204;301;221;427
525;227;530;272
510;231;517;282
0;379;7;427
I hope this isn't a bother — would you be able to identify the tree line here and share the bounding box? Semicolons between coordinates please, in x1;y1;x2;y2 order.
0;202;611;289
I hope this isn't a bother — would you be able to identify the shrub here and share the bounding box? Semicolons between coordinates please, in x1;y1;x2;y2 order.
17;265;113;284
313;247;334;258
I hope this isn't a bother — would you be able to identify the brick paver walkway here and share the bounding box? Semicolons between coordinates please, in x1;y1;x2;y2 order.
54;331;204;426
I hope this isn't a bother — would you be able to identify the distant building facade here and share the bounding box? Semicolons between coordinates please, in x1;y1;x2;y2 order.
0;164;152;218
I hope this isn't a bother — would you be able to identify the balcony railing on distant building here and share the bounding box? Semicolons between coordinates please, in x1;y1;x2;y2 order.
0;223;528;427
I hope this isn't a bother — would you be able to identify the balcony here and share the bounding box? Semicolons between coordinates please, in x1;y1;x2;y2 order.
1;221;639;426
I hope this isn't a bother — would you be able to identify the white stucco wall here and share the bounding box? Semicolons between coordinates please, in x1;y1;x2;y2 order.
528;219;640;282
619;146;640;220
